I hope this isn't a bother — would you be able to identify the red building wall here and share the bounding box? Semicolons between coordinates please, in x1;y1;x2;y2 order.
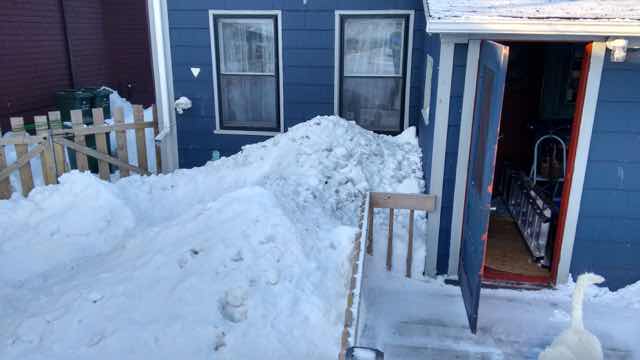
0;0;73;130
0;0;154;133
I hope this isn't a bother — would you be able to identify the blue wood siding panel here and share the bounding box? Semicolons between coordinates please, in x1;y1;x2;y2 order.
571;49;640;290
418;34;440;189
435;44;468;274
167;0;425;168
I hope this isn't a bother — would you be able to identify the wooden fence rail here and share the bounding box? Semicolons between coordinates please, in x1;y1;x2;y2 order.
0;105;160;199
366;192;437;278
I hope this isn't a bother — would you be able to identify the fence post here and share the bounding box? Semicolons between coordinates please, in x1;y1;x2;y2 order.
387;208;394;271
70;110;89;172
48;111;68;176
34;116;57;185
406;209;415;278
133;105;148;174
0;144;10;199
152;105;162;174
113;107;130;178
92;108;110;181
10;117;34;196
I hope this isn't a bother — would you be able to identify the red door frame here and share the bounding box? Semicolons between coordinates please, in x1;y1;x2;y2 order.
482;42;593;286
550;43;593;284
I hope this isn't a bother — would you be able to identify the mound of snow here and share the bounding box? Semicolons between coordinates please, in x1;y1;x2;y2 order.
0;116;424;359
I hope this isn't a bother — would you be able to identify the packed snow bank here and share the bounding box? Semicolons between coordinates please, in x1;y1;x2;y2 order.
2;89;155;196
0;116;424;359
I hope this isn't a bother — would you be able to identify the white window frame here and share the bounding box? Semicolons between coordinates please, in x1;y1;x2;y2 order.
209;10;284;136
334;10;415;133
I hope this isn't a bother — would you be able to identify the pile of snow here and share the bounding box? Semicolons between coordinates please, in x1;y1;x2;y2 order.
0;116;424;359
2;89;156;196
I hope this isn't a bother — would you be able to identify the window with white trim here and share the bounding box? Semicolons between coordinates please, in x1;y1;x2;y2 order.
211;13;282;132
337;14;411;134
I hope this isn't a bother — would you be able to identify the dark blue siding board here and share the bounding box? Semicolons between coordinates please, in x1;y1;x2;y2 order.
172;46;213;65
583;161;640;191
284;66;334;85
169;10;210;29
418;34;440;189
571;50;640;289
170;28;210;47
436;43;468;274
169;0;426;168
284;30;333;49
284;49;333;66
592;102;640;133
588;133;640;162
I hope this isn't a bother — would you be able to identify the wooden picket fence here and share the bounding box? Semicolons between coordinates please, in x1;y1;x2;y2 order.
0;105;161;199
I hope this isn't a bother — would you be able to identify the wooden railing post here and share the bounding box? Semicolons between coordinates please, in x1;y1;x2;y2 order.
386;208;394;271
70;110;89;172
48;111;68;176
152;105;162;173
406;209;415;278
113;107;130;178
10;117;34;196
34;116;57;185
0;144;10;199
133;105;148;173
92;108;110;181
366;193;374;255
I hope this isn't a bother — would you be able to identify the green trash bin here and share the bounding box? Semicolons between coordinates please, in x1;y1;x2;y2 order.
55;90;94;124
80;87;113;119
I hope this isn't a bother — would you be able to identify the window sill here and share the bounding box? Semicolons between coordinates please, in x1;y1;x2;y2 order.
214;129;282;136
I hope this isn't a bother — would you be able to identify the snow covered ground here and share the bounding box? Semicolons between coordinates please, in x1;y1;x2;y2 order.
0;117;424;359
357;236;640;360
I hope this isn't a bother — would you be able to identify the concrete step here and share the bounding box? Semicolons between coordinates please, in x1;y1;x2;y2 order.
384;344;502;360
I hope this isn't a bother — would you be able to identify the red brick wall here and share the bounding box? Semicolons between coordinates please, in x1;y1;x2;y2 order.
103;0;155;106
0;0;154;133
63;0;111;87
0;0;73;131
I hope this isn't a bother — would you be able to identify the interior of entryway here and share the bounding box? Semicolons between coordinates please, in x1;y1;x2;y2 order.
482;41;587;285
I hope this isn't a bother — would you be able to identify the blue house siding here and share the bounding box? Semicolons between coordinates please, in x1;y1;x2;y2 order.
418;34;440;189
167;0;426;168
571;50;640;290
435;44;468;274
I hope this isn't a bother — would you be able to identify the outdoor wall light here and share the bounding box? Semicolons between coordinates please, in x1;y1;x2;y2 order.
606;38;629;63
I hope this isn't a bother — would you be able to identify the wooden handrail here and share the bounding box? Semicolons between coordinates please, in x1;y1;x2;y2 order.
366;192;437;278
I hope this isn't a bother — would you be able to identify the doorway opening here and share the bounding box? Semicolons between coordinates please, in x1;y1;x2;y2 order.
482;42;587;286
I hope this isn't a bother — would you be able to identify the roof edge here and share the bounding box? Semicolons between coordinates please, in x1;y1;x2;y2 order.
426;18;640;37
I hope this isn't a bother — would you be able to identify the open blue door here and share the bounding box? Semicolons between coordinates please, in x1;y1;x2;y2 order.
459;41;509;333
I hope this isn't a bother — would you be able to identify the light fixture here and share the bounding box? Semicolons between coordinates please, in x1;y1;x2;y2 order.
606;38;628;63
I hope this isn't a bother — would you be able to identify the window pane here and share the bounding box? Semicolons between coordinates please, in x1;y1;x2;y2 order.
344;17;405;76
219;75;277;129
218;19;275;74
342;77;403;132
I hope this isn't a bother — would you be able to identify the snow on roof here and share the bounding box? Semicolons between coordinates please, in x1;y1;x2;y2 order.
426;0;640;22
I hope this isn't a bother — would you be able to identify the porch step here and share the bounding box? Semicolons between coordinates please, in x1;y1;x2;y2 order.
383;320;634;360
384;344;501;360
383;319;543;360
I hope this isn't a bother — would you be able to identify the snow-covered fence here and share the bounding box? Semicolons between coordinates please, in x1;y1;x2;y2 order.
0;106;160;199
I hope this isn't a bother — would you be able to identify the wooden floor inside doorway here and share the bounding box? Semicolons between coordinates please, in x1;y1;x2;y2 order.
484;215;550;279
